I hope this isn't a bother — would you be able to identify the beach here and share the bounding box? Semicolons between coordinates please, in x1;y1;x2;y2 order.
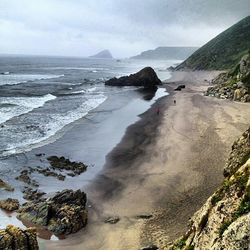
42;70;250;250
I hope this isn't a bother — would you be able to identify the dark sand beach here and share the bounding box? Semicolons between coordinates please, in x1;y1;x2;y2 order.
42;71;250;250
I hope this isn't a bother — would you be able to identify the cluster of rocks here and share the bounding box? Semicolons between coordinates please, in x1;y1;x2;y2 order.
17;189;88;235
13;155;88;201
105;67;161;90
47;156;88;176
168;126;250;250
0;198;19;212
0;225;38;250
205;52;250;102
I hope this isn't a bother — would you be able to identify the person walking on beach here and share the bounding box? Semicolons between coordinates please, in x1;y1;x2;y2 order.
156;107;160;115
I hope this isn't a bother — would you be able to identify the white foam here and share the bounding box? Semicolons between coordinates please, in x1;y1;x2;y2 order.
1;94;107;157
0;74;63;86
0;94;56;124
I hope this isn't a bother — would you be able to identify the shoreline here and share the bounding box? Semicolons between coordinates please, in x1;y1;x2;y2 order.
45;70;250;250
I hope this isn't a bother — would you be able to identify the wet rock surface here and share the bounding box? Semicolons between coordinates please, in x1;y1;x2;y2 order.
18;189;88;235
105;67;161;90
47;156;88;176
0;198;20;211
0;225;38;250
0;179;14;192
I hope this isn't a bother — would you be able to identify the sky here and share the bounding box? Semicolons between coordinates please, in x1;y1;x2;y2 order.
0;0;249;58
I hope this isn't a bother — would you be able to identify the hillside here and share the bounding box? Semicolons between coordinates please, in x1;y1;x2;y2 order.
89;50;113;59
175;15;250;70
131;47;198;60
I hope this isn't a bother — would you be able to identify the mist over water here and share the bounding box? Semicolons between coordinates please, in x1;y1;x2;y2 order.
0;56;177;157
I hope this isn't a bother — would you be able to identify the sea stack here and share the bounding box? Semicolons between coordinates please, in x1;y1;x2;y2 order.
89;50;113;59
105;67;161;90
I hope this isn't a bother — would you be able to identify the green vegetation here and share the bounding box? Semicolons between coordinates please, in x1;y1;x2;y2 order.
234;188;250;219
176;16;250;70
173;238;186;249
219;220;232;236
211;193;223;205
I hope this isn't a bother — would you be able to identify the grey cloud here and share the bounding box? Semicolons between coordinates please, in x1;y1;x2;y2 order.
0;0;249;57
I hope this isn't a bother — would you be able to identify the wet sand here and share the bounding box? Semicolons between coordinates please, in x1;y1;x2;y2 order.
43;71;250;250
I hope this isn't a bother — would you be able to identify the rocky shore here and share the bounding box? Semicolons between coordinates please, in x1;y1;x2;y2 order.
204;52;250;102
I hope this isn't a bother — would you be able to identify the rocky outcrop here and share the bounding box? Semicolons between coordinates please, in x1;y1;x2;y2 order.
168;127;250;250
205;52;250;102
105;67;161;90
0;225;38;250
18;189;88;235
0;198;19;211
0;179;14;192
47;156;88;176
224;127;250;177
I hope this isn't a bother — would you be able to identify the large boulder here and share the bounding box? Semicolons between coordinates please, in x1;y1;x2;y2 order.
18;189;88;235
0;225;38;250
105;67;161;90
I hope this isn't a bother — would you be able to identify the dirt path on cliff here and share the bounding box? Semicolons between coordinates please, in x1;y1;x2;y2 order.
44;71;250;250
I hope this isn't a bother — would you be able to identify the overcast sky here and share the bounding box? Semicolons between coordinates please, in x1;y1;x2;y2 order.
0;0;249;58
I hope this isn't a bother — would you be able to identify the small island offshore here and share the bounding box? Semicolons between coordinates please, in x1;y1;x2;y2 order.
0;2;250;250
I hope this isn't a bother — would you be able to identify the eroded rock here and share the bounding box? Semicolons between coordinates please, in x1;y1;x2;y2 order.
105;67;161;90
0;225;38;250
18;189;88;235
0;198;19;211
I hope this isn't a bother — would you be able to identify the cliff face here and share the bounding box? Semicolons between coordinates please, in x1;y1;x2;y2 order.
169;128;250;250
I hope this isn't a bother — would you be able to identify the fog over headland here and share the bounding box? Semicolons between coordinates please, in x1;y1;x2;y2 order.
0;0;249;57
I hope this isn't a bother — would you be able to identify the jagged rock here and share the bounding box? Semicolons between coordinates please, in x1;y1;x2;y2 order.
47;156;87;176
0;179;14;192
22;187;46;201
18;189;88;235
0;198;19;211
105;67;161;90
0;225;38;250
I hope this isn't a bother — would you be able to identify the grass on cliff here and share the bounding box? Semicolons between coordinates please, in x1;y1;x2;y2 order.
175;15;250;70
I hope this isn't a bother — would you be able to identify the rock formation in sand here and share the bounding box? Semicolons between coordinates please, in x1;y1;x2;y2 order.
168;127;250;249
205;51;250;102
0;225;38;250
105;67;161;90
18;189;88;235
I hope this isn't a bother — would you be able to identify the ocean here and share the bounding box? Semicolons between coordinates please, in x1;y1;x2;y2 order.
0;55;180;231
0;55;178;158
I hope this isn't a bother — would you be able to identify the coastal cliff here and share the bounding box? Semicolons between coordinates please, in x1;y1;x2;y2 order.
169;127;250;250
175;15;250;70
205;51;250;102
